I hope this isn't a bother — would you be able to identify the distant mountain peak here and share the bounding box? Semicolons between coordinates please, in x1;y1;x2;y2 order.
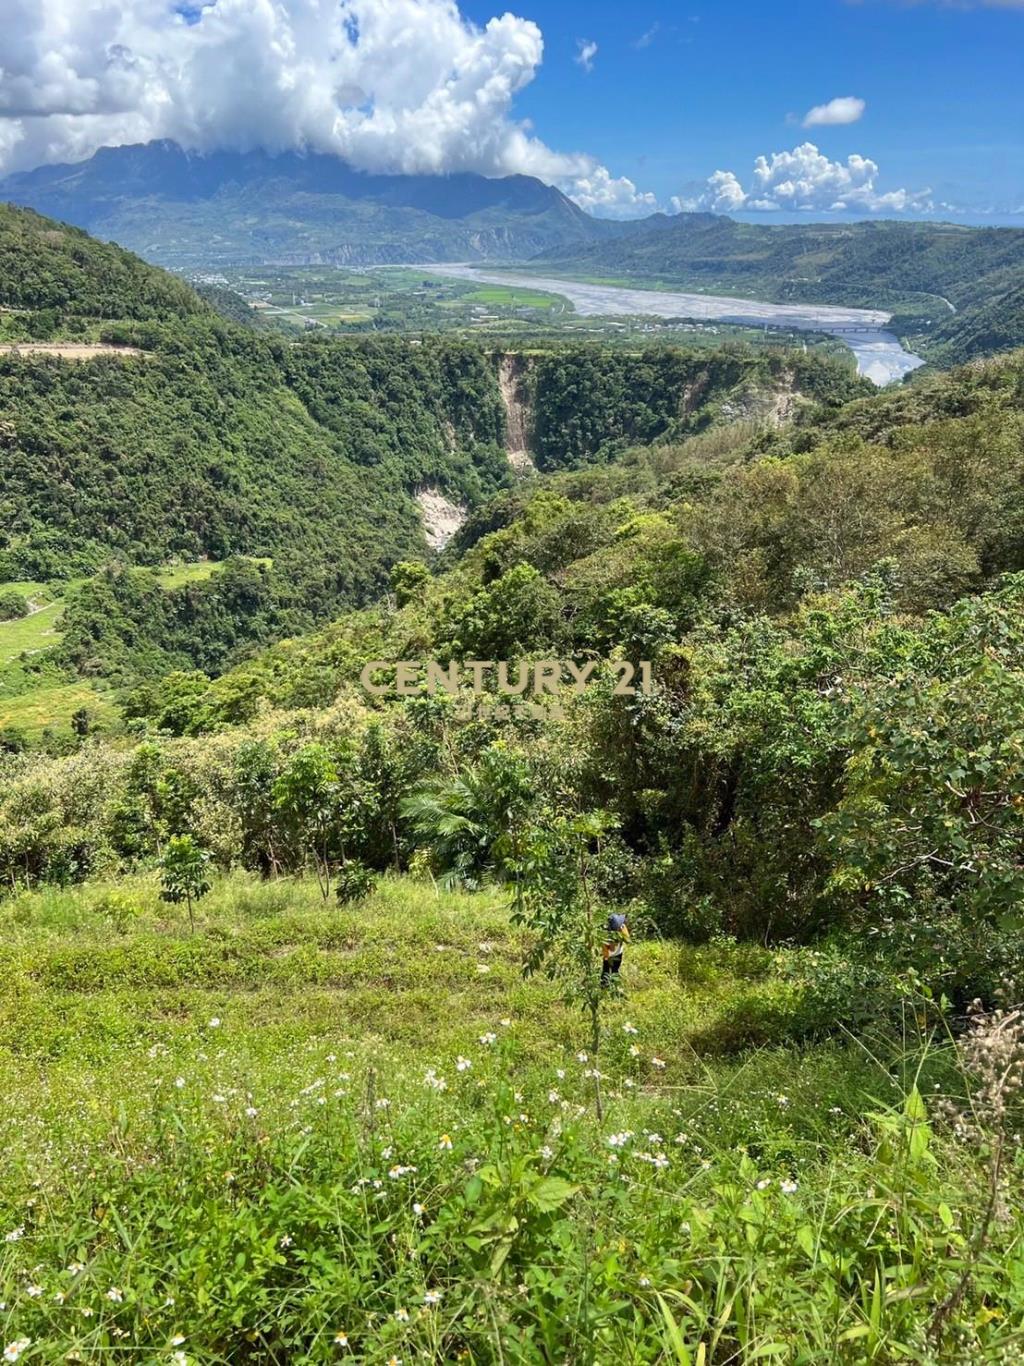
0;140;611;269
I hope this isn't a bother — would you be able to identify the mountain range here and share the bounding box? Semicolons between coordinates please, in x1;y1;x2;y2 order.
0;141;614;269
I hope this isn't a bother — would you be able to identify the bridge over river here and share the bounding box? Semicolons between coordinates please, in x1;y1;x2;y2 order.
424;265;925;387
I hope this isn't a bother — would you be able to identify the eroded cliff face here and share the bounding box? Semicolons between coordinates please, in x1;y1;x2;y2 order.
495;354;535;472
416;486;468;552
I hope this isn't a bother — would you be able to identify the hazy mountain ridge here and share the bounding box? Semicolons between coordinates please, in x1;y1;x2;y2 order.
0;141;615;269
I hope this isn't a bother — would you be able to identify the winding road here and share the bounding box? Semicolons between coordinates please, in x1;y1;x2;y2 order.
426;265;925;386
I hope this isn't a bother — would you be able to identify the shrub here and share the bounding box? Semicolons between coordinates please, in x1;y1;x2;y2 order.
0;590;27;621
335;861;377;905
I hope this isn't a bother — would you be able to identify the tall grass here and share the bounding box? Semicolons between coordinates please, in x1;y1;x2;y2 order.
1;875;1021;1362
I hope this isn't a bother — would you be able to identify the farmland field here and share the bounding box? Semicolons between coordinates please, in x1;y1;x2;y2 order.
461;287;561;311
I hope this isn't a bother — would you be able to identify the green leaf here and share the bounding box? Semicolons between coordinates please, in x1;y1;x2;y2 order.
795;1224;815;1259
655;1292;692;1365
528;1176;581;1212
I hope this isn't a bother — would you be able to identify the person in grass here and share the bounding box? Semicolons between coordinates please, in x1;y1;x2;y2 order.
601;911;630;987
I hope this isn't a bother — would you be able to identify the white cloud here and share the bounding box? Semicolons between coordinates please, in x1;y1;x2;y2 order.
802;96;866;128
633;23;661;48
575;39;598;73
570;165;658;217
0;0;655;217
675;142;932;214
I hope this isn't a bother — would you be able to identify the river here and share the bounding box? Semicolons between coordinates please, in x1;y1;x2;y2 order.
424;264;925;387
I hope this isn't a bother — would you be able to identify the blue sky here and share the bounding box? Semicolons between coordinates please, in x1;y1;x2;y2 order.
2;0;1021;221
461;0;1024;221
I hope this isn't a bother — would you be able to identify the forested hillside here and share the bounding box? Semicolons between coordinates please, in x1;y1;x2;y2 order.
1;204;883;699
526;346;868;468
7;198;1024;1360
0;203;205;320
1;341;1023;1076
537;214;1024;312
911;276;1024;367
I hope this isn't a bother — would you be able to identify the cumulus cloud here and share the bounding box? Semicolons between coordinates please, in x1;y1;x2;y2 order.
0;0;655;217
802;96;866;127
575;39;598;73
570;165;658;216
674;142;932;214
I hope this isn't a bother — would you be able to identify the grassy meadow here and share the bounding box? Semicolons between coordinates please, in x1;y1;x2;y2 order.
0;563;235;738
0;599;63;668
2;873;1022;1363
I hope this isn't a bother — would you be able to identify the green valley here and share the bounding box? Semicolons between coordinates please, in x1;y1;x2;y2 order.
4;188;1024;1364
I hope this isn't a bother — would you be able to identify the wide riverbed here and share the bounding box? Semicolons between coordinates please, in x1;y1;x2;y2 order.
425;264;925;387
